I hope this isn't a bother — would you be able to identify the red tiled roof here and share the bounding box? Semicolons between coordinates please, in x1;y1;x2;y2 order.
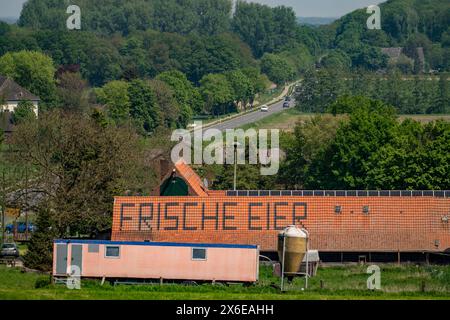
174;160;208;197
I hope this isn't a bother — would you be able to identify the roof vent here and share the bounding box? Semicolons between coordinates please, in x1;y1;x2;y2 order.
363;206;370;214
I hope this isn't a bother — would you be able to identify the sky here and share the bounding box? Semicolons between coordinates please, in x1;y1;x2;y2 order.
0;0;385;18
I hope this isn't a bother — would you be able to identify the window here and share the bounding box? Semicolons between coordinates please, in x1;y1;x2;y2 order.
192;248;207;261
105;246;120;258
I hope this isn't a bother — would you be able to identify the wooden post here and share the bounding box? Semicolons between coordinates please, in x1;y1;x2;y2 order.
160;277;163;286
426;252;429;265
421;281;426;293
397;250;401;265
320;280;324;289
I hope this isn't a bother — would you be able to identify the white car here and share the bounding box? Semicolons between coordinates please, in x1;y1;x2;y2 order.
260;105;269;112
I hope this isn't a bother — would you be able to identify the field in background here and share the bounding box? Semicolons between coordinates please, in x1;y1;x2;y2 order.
241;109;450;131
0;264;449;300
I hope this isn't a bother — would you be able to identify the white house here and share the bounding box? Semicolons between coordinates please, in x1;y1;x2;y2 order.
0;75;40;116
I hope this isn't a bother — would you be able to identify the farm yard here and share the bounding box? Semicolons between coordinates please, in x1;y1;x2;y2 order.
0;264;449;300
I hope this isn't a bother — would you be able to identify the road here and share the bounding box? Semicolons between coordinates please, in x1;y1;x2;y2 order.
207;82;297;131
209;100;293;131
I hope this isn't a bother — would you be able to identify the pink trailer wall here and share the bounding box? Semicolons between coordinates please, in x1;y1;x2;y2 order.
53;240;259;283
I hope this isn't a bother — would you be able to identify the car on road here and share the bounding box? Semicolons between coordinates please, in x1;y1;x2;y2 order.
260;105;269;112
0;243;20;258
283;102;290;108
285;96;292;102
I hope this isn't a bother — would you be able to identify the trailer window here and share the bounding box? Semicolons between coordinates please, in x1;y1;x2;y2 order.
105;246;120;258
192;248;206;260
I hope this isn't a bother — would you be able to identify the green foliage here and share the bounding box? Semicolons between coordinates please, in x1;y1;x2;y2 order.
156;70;201;116
12;100;36;124
19;0;232;36
295;69;449;114
23;208;58;272
0;50;56;106
283;99;450;190
260;53;296;85
12;111;155;237
329;0;450;71
232;1;302;58
95;80;131;123
128;79;162;134
56;72;89;113
199;73;235;115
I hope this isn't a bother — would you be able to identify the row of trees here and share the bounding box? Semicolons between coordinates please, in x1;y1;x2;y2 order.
326;0;450;72
19;0;233;36
0;25;260;86
96;68;270;131
281;97;450;190
296;69;449;114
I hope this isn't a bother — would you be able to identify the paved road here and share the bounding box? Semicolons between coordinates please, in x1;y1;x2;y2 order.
208;99;294;131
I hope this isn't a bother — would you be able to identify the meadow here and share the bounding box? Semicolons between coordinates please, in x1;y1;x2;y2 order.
0;264;449;300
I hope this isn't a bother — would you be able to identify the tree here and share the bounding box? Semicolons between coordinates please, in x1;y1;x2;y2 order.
225;69;254;111
260;53;295;85
0;50;56;106
128;79;162;134
12;100;36;124
280;115;341;189
95;80;131;123
199;73;235;115
156;70;202;115
23;207;58;271
56;72;89;113
148;79;183;128
11;110;154;238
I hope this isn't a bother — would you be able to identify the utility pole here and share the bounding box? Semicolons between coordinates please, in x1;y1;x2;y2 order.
1;170;5;246
233;142;241;191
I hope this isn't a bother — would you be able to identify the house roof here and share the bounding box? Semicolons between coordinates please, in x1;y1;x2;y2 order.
174;160;209;196
0;75;40;102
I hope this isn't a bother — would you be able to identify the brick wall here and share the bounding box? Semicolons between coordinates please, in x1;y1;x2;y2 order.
112;196;450;252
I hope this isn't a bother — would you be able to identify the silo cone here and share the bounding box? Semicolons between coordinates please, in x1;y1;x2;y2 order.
278;226;308;276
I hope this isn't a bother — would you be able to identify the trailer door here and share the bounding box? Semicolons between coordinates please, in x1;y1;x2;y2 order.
71;244;83;275
56;244;68;275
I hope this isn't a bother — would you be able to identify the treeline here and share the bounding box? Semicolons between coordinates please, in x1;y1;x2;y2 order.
296;69;449;114
0;26;258;86
281;97;450;190
210;97;450;191
323;0;450;72
19;0;233;36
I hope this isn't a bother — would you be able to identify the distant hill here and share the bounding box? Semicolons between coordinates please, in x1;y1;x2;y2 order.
0;17;18;24
297;17;337;26
324;0;450;71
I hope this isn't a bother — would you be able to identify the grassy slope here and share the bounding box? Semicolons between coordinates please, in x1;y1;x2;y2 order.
0;264;449;300
241;109;450;131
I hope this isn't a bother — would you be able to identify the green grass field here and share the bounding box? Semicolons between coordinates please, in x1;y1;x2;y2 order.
241;109;450;131
0;264;449;300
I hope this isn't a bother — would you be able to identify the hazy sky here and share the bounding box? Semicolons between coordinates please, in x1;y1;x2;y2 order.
0;0;385;18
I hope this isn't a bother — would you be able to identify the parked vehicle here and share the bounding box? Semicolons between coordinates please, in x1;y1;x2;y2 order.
283;102;290;108
0;243;19;258
285;96;292;102
260;105;269;112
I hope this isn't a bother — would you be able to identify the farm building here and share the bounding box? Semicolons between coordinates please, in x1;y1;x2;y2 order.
111;161;450;262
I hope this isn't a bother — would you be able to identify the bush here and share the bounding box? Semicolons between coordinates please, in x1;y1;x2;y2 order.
35;276;52;289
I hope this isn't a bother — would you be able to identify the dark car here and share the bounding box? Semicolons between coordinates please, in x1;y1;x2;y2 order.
285;96;292;102
283;102;290;108
0;243;20;258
